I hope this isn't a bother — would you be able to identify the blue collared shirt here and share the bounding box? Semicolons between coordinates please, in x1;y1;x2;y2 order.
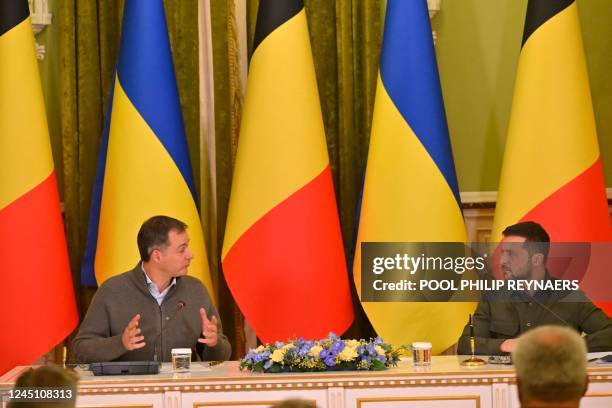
141;263;176;306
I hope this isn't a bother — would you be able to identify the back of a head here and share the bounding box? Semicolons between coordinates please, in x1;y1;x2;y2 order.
8;364;78;407
513;325;587;405
271;399;317;408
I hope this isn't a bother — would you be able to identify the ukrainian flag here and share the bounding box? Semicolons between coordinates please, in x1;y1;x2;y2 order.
353;0;474;354
81;0;212;296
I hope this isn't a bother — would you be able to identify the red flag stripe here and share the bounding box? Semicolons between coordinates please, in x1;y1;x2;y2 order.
520;158;612;315
520;158;611;242
222;166;353;343
0;172;78;374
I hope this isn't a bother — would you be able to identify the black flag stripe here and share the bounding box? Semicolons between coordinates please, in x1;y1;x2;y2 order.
0;0;29;37
522;0;574;47
252;0;303;54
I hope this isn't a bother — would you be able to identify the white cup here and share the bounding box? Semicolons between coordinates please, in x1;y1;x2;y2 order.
412;342;432;366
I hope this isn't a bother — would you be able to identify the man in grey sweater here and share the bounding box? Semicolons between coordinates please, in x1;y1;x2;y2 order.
72;216;231;363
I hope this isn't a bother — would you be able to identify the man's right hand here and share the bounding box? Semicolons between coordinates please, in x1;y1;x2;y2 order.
121;314;146;351
500;338;516;353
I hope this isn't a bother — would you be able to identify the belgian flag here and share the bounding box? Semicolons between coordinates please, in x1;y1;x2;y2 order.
0;0;78;374
222;0;353;343
492;1;612;312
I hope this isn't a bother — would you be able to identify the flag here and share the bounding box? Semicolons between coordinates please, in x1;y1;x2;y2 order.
81;0;213;296
222;0;353;343
0;0;78;374
491;0;612;313
353;0;474;354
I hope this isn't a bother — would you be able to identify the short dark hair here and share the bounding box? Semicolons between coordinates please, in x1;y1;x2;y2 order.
9;365;78;408
137;215;187;262
502;221;550;261
513;325;587;403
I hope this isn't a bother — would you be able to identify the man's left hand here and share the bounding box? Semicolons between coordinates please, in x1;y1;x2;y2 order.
198;307;218;347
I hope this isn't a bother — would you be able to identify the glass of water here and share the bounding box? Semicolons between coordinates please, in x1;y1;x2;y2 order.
171;348;192;372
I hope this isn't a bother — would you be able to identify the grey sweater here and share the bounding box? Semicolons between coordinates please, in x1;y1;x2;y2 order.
72;265;231;363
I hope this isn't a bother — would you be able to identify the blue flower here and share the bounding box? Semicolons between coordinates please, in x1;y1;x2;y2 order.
327;332;339;341
263;360;273;369
330;340;345;353
324;355;336;366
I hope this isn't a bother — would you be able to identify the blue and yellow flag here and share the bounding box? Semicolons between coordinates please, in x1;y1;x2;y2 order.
353;0;473;354
81;0;212;296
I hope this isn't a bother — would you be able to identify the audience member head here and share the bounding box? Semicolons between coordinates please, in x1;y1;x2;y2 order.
271;399;317;408
8;364;77;408
513;325;588;408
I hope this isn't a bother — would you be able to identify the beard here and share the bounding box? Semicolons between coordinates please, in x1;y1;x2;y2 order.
503;264;532;280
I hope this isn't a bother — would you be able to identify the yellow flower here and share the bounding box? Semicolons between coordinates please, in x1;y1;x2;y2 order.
282;343;295;351
310;345;323;359
374;345;386;356
346;339;359;348
255;345;265;353
338;346;358;362
271;349;285;363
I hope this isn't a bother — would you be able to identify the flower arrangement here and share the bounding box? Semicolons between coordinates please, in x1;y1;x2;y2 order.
240;333;403;373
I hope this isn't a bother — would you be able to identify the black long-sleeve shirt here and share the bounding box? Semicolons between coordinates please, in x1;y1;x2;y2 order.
458;283;612;355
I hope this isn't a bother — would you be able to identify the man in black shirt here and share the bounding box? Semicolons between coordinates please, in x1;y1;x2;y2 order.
457;221;612;355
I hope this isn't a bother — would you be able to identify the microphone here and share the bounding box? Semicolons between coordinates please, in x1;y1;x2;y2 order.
460;313;487;366
152;300;187;364
526;295;571;327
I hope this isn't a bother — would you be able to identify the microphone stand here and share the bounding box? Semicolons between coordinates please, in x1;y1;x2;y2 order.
461;314;486;366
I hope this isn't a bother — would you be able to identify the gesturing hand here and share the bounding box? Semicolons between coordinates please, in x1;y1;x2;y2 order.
500;338;516;353
198;308;218;347
122;314;146;351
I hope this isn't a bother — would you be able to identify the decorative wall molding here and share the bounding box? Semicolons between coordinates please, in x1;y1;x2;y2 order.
28;0;52;60
460;189;612;205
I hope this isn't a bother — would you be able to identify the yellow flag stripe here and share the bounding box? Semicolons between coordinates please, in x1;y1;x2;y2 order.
491;2;599;240
222;9;329;257
0;18;53;210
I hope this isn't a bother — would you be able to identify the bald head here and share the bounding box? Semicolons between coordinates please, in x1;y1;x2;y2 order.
513;325;587;406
